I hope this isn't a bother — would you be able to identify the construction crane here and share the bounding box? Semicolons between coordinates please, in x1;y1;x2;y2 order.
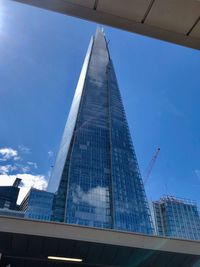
143;147;160;186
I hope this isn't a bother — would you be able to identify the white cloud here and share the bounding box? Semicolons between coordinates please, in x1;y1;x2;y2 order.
48;150;54;157
72;186;109;222
18;145;30;154
72;185;108;209
0;145;38;174
27;161;38;169
195;170;200;180
0;173;47;204
21;166;31;173
0;163;36;174
12;163;31;173
0;165;11;174
13;156;21;161
0;147;18;161
0;165;17;175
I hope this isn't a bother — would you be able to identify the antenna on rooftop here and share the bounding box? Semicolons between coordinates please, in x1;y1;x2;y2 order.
165;183;170;196
13;178;22;188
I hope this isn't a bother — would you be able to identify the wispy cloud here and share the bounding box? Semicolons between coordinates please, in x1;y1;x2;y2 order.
0;165;17;175
195;169;200;181
0;165;10;174
164;98;185;118
27;161;38;169
0;147;18;161
19;165;31;173
48;150;54;157
0;146;37;173
18;145;31;154
3;163;33;174
72;185;109;222
73;185;108;208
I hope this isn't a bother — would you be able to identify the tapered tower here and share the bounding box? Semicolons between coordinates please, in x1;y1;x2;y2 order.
48;29;153;234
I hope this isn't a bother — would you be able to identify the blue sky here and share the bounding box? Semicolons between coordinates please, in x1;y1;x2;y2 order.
0;0;200;204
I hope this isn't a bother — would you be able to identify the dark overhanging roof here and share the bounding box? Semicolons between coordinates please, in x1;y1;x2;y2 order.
12;0;200;50
0;216;200;266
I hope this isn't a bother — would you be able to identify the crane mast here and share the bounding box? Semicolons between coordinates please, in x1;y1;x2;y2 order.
143;148;160;185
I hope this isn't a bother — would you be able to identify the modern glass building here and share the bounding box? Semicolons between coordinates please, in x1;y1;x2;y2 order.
48;28;153;234
0;208;24;218
20;188;54;221
152;196;200;240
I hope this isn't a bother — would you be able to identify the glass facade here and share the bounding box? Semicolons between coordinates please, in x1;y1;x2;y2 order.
50;29;153;234
152;196;200;240
20;188;54;221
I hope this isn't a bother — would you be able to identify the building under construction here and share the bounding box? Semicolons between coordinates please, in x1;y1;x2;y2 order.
152;195;200;240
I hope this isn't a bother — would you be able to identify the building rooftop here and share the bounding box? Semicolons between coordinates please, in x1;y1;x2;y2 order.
154;195;198;206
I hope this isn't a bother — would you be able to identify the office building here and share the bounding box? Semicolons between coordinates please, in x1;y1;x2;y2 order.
48;28;153;234
20;188;54;221
152;196;200;240
0;208;24;218
0;178;21;210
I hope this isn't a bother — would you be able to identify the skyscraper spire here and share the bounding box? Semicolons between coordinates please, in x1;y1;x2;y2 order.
49;29;153;234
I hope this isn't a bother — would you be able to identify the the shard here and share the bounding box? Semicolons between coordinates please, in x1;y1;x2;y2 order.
48;28;153;234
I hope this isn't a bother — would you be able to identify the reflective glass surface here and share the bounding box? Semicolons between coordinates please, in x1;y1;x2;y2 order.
22;189;54;221
153;197;200;240
51;29;153;234
108;59;152;233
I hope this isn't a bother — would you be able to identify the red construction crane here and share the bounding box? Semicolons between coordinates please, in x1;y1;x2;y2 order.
143;147;160;186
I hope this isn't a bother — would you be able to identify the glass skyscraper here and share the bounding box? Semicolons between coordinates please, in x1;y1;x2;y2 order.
152;196;200;240
48;28;153;234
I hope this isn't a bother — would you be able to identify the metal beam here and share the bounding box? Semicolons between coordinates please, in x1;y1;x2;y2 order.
1;216;200;255
1;216;200;266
